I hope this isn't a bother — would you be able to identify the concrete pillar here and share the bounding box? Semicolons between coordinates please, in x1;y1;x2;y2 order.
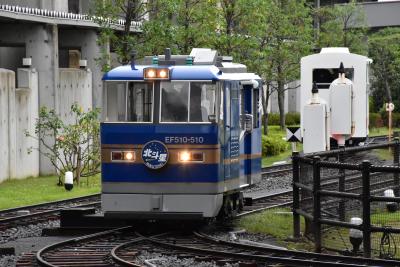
25;24;59;175
81;30;104;109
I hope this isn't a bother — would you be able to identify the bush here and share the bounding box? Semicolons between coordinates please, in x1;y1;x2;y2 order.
285;112;300;126
264;113;300;126
369;112;384;128
262;135;288;157
378;112;400;127
26;103;101;185
266;113;280;125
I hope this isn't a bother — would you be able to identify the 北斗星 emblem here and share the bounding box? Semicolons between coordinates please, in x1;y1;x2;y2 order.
141;140;169;169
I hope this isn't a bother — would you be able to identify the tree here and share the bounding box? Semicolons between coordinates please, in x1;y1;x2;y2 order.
139;0;218;56
251;0;313;131
26;104;101;185
316;0;368;55
92;0;218;66
369;28;400;112
92;0;149;69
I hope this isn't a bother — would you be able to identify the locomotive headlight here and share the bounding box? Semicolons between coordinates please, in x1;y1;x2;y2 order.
144;68;169;80
146;69;156;78
125;152;134;161
178;151;204;162
112;151;135;162
179;151;191;162
158;69;168;78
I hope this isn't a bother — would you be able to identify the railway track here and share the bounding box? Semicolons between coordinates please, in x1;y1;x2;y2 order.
27;225;400;267
261;163;292;177
240;190;293;217
0;194;101;230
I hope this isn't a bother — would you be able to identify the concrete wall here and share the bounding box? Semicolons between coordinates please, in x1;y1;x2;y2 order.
59;68;92;124
0;23;102;175
362;1;400;28
0;0;40;8
0;69;13;182
59;28;103;109
0;68;39;183
15;68;40;178
0;68;92;182
268;80;301;114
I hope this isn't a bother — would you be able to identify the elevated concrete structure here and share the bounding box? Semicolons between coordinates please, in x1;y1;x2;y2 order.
0;0;141;176
362;1;400;28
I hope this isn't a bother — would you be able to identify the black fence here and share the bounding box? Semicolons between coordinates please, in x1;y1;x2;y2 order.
293;139;400;259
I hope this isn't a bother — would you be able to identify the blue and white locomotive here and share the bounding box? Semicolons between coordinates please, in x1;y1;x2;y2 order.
101;48;262;220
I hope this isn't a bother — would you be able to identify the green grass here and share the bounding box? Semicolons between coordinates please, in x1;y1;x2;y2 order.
262;149;292;167
237;208;294;239
369;127;400;137
0;175;101;210
236;208;313;250
323;210;400;258
238;208;400;256
373;148;393;161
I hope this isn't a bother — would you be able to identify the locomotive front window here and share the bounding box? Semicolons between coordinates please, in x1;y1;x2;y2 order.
190;83;216;122
161;82;189;122
104;81;153;122
127;82;153;122
160;81;217;123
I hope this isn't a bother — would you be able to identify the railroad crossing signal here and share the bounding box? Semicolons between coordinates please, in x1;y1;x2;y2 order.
286;127;301;143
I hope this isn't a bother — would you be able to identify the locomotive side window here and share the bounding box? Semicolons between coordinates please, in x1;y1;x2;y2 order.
253;89;260;128
190;83;216;122
160;82;189;122
239;89;245;130
127;82;153;122
106;82;126;121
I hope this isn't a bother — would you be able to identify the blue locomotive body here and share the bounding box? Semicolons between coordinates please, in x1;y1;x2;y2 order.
101;49;262;219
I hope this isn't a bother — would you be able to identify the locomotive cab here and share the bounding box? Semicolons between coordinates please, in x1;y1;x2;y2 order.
101;49;262;220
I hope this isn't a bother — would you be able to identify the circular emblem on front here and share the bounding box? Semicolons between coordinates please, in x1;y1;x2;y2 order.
141;140;169;169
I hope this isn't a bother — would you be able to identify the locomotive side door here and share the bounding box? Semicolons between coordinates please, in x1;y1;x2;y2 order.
223;81;240;183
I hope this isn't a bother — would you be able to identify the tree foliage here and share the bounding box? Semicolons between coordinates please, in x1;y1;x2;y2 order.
316;0;368;55
369;28;400;112
139;0;218;56
92;0;149;68
251;0;313;130
26;104;101;185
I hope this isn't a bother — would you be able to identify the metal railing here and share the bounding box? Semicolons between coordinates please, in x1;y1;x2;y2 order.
293;139;400;259
0;4;142;30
